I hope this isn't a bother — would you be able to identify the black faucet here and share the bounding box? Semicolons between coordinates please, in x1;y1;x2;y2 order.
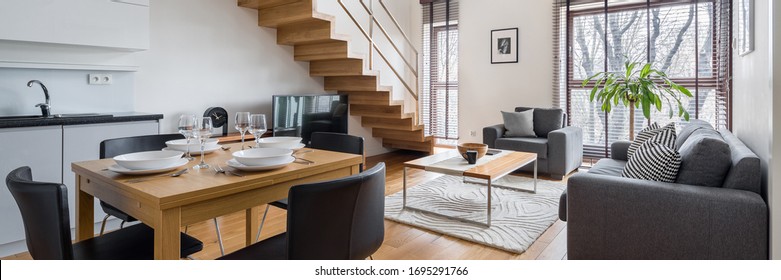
27;80;51;118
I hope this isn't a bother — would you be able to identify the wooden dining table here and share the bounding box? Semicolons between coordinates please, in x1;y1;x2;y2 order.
72;142;363;260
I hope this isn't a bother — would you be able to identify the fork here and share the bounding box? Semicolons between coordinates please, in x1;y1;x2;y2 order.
215;164;244;177
125;168;188;183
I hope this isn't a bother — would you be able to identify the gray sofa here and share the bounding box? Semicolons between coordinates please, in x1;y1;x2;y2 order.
560;121;768;259
483;107;582;180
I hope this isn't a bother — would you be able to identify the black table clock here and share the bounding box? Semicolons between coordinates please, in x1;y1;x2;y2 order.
204;107;228;136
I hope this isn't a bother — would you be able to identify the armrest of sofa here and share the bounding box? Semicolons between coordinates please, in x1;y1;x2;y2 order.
610;140;632;161
566;172;768;259
547;126;583;178
483;124;505;148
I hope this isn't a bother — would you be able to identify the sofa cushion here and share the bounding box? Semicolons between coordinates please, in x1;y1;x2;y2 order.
502;110;536;137
588;159;626;177
675;127;732;188
516;107;563;138
622;129;682;182
627;123;660;158
495;137;548;159
675;119;713;150
720;130;762;195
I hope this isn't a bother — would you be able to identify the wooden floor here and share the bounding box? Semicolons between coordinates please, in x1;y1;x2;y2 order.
2;149;568;260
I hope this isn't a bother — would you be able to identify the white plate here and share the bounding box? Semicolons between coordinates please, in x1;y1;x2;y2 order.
163;145;221;155
226;157;295;171
113;150;184;170
255;137;303;149
108;158;189;175
165;138;219;151
291;143;306;151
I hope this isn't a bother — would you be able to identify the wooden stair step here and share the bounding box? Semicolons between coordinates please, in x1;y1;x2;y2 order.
310;58;365;76
344;91;392;105
350;104;403;118
238;0;301;10
276;19;340;45
325;76;378;91
255;0;321;28
373;128;425;142
361;117;419;131
382;137;434;154
294;41;350;61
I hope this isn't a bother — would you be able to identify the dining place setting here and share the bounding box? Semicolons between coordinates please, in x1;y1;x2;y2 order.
103;112;313;179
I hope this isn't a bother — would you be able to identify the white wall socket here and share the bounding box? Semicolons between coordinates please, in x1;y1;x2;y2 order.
88;74;113;85
470;130;477;137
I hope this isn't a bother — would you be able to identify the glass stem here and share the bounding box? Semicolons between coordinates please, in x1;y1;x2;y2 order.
199;138;206;166
185;137;192;159
240;130;246;150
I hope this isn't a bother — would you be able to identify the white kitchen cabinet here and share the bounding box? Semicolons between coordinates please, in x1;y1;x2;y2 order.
0;120;159;257
62;121;159;230
0;0;150;51
0;126;63;247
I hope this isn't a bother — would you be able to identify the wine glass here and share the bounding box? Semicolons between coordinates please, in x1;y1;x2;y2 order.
193;117;213;170
248;114;267;148
235;112;251;150
177;114;197;161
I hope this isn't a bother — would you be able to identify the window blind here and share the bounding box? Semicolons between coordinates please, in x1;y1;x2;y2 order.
422;0;459;140
554;0;732;158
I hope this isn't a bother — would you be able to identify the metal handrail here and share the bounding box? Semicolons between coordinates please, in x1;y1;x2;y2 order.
337;0;420;105
358;0;419;77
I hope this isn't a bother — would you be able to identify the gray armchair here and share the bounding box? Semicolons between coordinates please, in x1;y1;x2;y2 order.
483;107;582;180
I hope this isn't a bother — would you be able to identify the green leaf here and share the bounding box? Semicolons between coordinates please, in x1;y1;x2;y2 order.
640;63;651;78
641;95;651;119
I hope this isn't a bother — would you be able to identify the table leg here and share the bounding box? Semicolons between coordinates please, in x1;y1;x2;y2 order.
154;208;182;260
75;174;94;241
246;206;260;246
534;159;538;193
487;179;492;227
402;167;407;208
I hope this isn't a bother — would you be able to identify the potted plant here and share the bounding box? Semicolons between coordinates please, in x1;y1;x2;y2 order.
583;61;693;140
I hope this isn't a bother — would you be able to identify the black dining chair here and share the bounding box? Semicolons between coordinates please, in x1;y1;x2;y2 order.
219;162;385;260
6;166;203;259
100;133;227;256
256;132;365;241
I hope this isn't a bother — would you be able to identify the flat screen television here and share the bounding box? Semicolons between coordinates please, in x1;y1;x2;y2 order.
272;94;348;145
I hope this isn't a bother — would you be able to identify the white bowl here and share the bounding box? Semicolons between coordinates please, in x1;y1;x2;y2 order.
232;148;293;166
255;137;303;149
113;150;184;170
165;138;219;151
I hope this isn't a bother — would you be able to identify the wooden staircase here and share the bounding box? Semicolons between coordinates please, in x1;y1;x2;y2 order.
238;0;434;154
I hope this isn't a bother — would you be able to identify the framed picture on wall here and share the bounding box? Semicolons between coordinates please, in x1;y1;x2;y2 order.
491;28;518;64
738;0;754;56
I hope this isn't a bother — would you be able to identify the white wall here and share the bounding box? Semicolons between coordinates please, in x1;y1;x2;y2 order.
771;0;781;261
0;68;134;116
732;0;778;259
458;0;554;143
133;0;419;157
134;0;326;138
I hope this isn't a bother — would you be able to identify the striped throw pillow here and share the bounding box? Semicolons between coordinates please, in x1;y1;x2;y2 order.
622;127;682;182
627;122;660;158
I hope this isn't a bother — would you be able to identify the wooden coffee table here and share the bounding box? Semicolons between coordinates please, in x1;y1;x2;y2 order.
402;149;537;227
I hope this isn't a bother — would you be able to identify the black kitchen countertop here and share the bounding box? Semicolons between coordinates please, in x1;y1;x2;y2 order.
0;112;164;129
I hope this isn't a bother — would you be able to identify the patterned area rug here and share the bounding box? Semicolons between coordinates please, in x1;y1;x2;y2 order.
384;175;565;254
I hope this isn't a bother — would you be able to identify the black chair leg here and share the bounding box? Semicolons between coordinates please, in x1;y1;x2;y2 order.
99;214;110;235
256;204;271;242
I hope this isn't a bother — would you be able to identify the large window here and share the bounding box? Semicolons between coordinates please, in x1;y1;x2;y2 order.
554;0;732;158
422;0;459;140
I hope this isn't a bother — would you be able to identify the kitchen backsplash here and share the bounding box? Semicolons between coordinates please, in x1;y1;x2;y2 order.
0;68;134;116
